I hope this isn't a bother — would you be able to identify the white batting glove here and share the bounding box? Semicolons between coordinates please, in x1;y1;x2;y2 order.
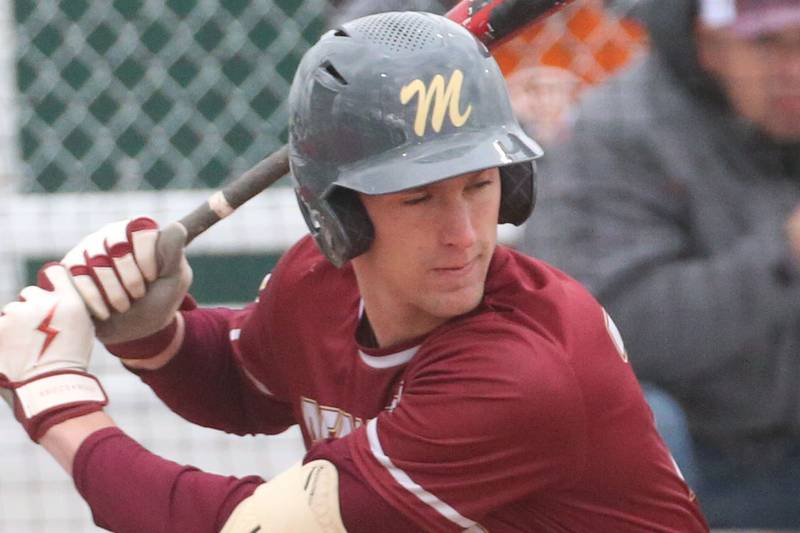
0;264;107;442
61;217;194;359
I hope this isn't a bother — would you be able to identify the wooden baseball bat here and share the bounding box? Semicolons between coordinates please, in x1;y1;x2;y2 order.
179;0;573;245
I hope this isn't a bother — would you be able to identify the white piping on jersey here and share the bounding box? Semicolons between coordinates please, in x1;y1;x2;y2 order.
366;418;483;531
359;346;419;369
357;298;420;369
602;309;628;363
230;328;274;397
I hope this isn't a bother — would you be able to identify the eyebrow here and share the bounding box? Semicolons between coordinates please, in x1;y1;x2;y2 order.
401;185;429;195
399;172;494;195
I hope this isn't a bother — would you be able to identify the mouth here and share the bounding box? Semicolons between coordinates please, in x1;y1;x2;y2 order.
431;256;480;278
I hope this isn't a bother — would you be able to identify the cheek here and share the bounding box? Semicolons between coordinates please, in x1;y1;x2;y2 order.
717;49;770;101
368;224;423;274
727;72;771;120
478;188;502;231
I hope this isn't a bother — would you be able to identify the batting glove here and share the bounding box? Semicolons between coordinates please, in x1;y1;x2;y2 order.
61;217;194;359
0;264;107;442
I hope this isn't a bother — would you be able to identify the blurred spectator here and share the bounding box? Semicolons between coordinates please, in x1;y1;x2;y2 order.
506;65;581;145
492;0;648;86
520;0;800;528
327;0;451;27
498;1;648;145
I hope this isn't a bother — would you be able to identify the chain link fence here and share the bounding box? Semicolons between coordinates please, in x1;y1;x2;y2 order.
14;0;327;193
0;1;646;531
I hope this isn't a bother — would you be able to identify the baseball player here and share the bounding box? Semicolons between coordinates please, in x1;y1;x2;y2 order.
0;12;708;533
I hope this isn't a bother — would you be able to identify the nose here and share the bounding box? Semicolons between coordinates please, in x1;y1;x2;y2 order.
438;197;477;249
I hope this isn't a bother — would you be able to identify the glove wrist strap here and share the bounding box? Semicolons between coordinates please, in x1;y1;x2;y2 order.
104;316;178;359
12;370;108;442
103;295;196;360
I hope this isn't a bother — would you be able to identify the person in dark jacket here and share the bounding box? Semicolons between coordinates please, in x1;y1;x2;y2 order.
520;0;800;528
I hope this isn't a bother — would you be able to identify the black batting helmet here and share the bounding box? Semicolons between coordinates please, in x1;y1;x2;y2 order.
289;11;543;267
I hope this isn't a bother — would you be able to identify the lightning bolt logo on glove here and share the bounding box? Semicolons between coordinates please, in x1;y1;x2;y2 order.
0;264;108;442
36;303;60;360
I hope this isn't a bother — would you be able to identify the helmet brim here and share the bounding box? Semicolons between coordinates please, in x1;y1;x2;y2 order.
328;126;543;196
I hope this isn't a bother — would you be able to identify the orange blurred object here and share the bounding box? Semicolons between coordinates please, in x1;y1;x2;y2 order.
494;0;648;86
497;0;649;143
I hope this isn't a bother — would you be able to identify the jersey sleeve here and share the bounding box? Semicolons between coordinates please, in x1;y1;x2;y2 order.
131;301;295;435
347;321;587;531
73;427;264;533
127;240;334;435
74;427;420;533
304;436;423;533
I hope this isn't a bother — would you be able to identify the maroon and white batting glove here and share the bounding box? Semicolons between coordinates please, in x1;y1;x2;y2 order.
61;217;194;360
0;264;107;442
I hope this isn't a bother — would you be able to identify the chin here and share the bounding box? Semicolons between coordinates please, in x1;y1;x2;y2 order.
430;286;485;319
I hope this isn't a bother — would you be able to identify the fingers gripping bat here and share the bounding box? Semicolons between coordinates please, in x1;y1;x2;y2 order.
179;0;574;245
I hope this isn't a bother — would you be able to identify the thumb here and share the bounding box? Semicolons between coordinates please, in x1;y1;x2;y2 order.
36;261;61;291
37;263;79;301
156;222;188;278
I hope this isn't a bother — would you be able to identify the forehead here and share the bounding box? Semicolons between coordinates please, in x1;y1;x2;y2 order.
700;23;800;52
396;167;500;194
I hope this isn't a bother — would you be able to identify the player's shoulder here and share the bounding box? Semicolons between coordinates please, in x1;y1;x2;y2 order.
487;245;603;325
489;244;579;285
424;305;578;393
441;246;615;373
258;235;356;298
482;246;632;376
276;234;331;276
417;315;586;435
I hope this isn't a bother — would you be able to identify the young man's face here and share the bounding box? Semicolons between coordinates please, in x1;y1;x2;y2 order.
696;23;800;142
353;168;501;340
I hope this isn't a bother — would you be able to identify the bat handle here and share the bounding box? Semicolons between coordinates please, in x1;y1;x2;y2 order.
179;144;291;245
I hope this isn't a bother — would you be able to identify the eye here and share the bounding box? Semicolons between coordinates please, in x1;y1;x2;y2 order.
468;179;495;193
403;193;431;205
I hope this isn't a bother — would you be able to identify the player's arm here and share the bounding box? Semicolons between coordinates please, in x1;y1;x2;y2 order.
60;217;294;435
0;265;414;533
37;412;268;533
37;410;419;533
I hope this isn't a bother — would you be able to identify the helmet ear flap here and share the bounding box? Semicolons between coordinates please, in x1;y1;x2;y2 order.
295;187;374;268
499;160;537;225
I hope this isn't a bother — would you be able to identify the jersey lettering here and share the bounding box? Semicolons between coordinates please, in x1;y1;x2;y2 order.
385;380;404;413
301;383;405;443
302;396;364;443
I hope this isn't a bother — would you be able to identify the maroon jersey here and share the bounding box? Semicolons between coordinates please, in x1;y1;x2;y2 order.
152;235;699;532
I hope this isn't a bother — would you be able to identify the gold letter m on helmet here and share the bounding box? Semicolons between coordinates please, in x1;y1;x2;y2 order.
400;69;473;137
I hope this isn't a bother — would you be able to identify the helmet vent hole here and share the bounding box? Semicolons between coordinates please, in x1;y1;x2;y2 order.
347;12;439;53
322;61;348;86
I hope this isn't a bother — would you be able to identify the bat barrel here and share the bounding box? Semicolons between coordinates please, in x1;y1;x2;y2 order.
489;0;571;44
448;0;573;46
